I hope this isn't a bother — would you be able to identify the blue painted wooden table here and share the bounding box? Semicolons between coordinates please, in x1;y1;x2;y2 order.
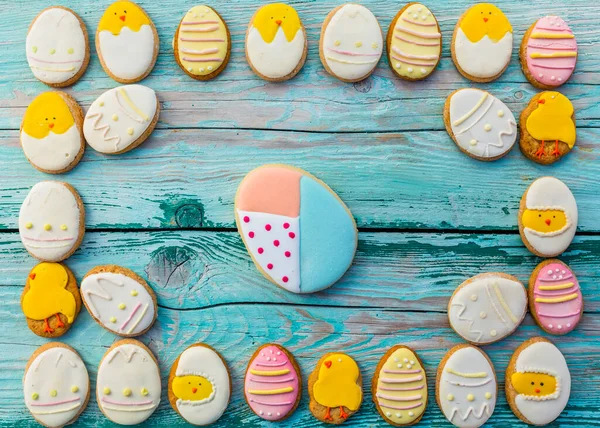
1;0;599;426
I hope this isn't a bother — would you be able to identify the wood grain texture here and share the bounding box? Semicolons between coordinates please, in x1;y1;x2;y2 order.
2;0;600;426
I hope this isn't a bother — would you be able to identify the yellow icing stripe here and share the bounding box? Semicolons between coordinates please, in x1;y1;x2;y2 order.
119;88;150;121
445;368;487;378
249;369;290;376
530;52;577;59
535;293;578;304
539;282;574;291
493;283;518;324
531;32;575;39
30;65;76;72
452;93;488;126
248;387;294;395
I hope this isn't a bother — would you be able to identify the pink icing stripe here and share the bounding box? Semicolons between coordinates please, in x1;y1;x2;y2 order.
379;385;424;391
528;44;577;51
536;26;573;32
537;309;581;318
180;47;219;55
327;47;380;57
377;393;422;401
391;55;435;67
180;38;225;42
249;377;295;383
395;27;440;39
381;375;423;384
182;57;223;62
539;275;574;281
534;287;579;297
394;34;439;46
392;46;438;60
30;397;80;407
401;17;436;27
378;401;423;410
120;302;141;330
181;25;219;33
23;236;74;242
28;56;83;65
257;361;288;367
528;63;575;70
182;21;219;25
383;369;422;374
250;399;293;406
102;397;153;406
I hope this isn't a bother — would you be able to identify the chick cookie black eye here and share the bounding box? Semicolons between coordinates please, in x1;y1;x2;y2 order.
531;381;535;385
541;382;544;386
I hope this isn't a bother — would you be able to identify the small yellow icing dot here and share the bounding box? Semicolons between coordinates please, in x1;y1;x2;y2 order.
479;311;487;319
447;394;454;401
25;222;33;229
68;48;74;54
32;46;38;53
103;387;111;395
485;392;492;399
123;388;132;397
99;101;104;107
334;40;341;46
141;388;149;396
484;124;492;132
355;41;363;47
470;294;478;301
131;290;138;296
467;394;475;401
44;224;52;231
127;127;134;135
490;329;497;337
71;385;79;393
109;316;117;323
469;139;477;146
112;114;118;121
372;42;378;49
497;110;504;117
49;48;56;55
60;224;68;231
31;393;39;400
118;303;126;310
50;389;57;397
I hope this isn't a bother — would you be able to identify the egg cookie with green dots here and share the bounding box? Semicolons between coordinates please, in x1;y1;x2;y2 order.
97;339;161;425
81;265;157;337
19;181;85;262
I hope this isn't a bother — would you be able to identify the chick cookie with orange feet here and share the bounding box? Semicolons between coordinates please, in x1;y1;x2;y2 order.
520;92;576;164
21;262;82;338
309;353;362;424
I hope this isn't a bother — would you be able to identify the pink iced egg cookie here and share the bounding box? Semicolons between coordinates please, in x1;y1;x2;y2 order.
244;344;300;421
525;16;577;87
531;261;582;334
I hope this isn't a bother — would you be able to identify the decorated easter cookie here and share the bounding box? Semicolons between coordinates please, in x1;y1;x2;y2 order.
448;273;527;345
444;89;517;161
519;92;576;164
529;259;583;335
320;4;383;83
19;181;85;262
24;343;90;428
21;262;81;338
387;3;441;81
235;165;357;294
174;5;230;80
96;1;158;83
26;7;90;87
518;177;577;257
83;85;159;154
451;3;513;82
309;353;362;424
436;344;497;428
506;337;571;425
20;91;85;174
372;345;427;426
244;344;301;421
81;265;157;337
246;3;307;81
169;343;231;425
520;16;577;89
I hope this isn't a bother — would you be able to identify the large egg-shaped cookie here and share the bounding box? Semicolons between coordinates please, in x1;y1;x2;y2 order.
437;344;497;427
448;273;527;344
235;165;357;294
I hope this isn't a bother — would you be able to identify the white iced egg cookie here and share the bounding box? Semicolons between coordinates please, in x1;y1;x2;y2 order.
169;344;231;425
96;1;158;83
452;3;513;82
26;7;89;87
97;340;161;425
83;85;159;154
246;3;307;81
24;344;89;428
81;266;157;337
448;273;527;344
437;345;497;428
19;181;85;262
321;4;383;82
446;89;517;160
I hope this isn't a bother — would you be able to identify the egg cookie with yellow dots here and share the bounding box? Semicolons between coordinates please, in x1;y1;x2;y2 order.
451;3;513;82
520;92;576;164
19;181;85;262
21;262;81;338
23;342;90;428
309;352;362;424
96;1;159;83
20;91;85;174
81;265;157;337
518;176;577;257
506;337;571;425
26;6;90;87
169;343;231;425
97;339;161;425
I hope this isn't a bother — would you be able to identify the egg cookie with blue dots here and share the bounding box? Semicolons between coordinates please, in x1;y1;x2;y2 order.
24;342;90;428
19;181;85;262
97;339;161;425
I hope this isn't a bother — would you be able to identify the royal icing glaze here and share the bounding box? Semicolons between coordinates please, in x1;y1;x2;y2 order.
19;181;83;262
236;165;357;294
21;92;82;172
97;342;161;425
510;340;571;425
97;1;156;81
521;177;578;257
81;271;155;336
526;16;577;87
532;262;582;334
26;7;87;85
176;6;228;77
172;346;230;425
247;4;305;79
24;346;89;428
438;346;496;428
449;89;517;159
449;274;527;344
322;4;383;81
375;347;427;425
390;3;441;78
83;85;158;154
244;345;299;421
453;4;513;79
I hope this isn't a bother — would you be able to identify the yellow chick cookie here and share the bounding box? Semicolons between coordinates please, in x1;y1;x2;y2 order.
253;3;302;43
172;375;214;401
98;1;150;35
511;371;558;397
526;92;576;158
460;3;512;43
522;209;568;235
